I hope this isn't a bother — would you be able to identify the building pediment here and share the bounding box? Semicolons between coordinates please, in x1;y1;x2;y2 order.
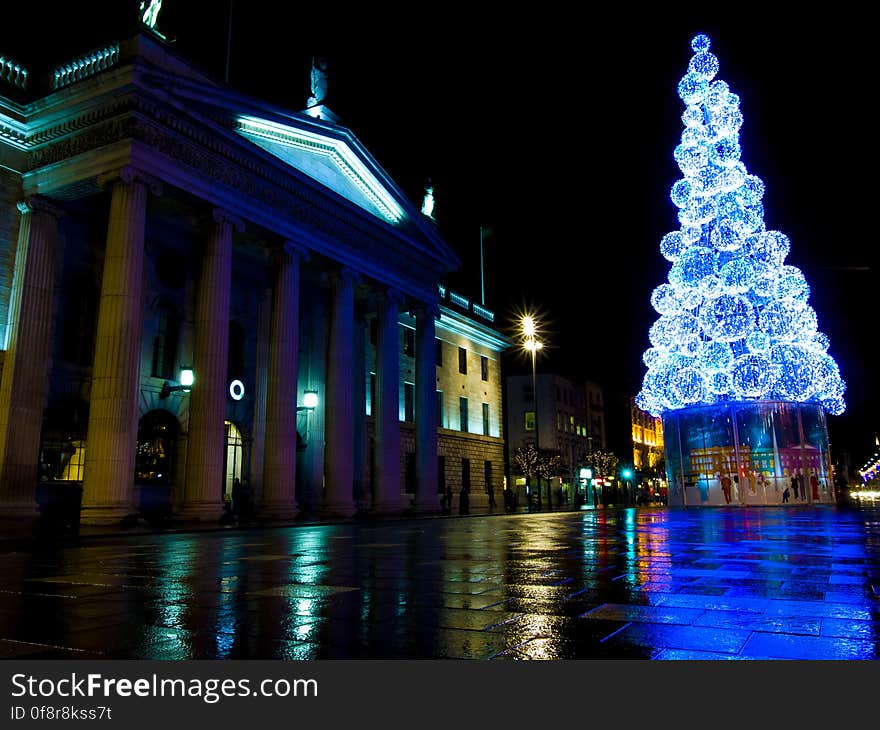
235;115;404;226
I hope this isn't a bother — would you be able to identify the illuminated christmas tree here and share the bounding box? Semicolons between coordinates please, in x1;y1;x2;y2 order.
636;34;844;506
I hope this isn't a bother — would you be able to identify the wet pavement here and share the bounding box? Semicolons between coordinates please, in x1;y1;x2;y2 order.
0;505;878;660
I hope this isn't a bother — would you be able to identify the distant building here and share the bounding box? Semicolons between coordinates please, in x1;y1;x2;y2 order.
630;397;666;499
365;285;512;509
504;373;604;503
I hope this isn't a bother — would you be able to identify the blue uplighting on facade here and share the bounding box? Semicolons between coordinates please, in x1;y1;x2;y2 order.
637;34;846;417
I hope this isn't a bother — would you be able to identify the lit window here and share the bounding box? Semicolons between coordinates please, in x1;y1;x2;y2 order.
404;382;415;422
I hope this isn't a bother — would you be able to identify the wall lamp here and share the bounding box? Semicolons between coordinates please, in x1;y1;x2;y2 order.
297;389;319;412
160;367;194;399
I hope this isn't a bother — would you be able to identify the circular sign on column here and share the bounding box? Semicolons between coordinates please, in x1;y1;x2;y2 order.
229;379;245;401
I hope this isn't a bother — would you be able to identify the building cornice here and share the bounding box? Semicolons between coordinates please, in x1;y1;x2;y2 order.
437;305;513;352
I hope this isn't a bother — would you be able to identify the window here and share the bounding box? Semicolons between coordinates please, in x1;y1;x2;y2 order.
437;390;444;428
403;327;415;357
557;411;563;431
458;347;467;374
459;397;468;432
482;402;490;436
404;382;415;422
524;411;535;431
151;301;179;380
435;338;443;366
39;401;89;482
480;356;489;381
569;415;575;433
461;458;471;493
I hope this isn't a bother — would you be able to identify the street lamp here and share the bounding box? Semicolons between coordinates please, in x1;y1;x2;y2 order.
521;314;545;508
297;389;319;412
159;366;194;399
622;467;633;506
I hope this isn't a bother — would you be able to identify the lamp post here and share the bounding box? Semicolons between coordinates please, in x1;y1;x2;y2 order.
622;467;633;506
521;315;544;508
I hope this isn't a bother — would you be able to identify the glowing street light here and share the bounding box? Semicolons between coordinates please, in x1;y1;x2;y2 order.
521;313;546;507
159;366;194;399
297;389;319;412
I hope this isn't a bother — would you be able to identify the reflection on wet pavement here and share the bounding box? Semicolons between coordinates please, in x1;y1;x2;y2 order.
0;506;878;659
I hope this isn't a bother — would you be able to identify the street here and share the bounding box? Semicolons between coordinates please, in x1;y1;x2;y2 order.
1;506;878;659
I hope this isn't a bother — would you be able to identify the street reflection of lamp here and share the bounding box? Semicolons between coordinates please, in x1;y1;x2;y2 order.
521;314;545;507
159;366;194;399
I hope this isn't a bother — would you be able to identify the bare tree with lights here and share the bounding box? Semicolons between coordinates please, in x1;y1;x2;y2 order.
513;443;539;495
537;450;561;508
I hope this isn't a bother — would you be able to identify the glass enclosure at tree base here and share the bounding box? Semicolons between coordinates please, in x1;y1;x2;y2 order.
663;401;833;506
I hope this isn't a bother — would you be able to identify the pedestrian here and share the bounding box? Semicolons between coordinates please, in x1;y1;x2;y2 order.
487;483;497;509
797;470;807;501
782;486;790;503
444;483;453;515
790;474;799;501
720;473;732;504
810;472;820;501
459;486;469;515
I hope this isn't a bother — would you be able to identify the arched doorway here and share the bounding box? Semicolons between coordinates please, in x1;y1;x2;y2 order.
223;420;244;504
136;410;179;484
136;410;179;517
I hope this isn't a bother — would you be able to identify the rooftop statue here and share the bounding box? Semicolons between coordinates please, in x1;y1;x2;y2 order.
307;57;328;108
421;179;435;219
139;0;163;30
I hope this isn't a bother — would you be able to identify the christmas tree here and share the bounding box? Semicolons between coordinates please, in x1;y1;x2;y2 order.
636;34;846;418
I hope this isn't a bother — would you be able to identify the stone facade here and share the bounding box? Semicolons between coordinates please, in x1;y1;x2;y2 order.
0;29;471;525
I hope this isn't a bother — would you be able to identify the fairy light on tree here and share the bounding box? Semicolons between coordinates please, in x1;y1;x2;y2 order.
637;34;845;507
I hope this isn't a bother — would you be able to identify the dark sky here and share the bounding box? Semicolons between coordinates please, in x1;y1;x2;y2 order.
3;3;877;467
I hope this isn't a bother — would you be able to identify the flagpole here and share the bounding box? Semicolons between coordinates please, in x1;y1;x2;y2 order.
225;0;234;83
480;226;485;305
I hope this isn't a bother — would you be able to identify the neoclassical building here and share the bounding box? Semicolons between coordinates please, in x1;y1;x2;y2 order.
0;28;511;525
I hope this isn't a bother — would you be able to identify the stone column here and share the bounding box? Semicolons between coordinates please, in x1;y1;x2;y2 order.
323;267;357;517
261;242;304;519
414;303;440;511
179;208;241;521
0;196;63;517
373;288;402;513
81;168;160;524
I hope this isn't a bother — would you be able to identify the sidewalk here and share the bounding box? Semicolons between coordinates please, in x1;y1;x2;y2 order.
0;500;589;547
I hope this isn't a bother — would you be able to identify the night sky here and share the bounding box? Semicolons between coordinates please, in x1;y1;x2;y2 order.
2;3;876;467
